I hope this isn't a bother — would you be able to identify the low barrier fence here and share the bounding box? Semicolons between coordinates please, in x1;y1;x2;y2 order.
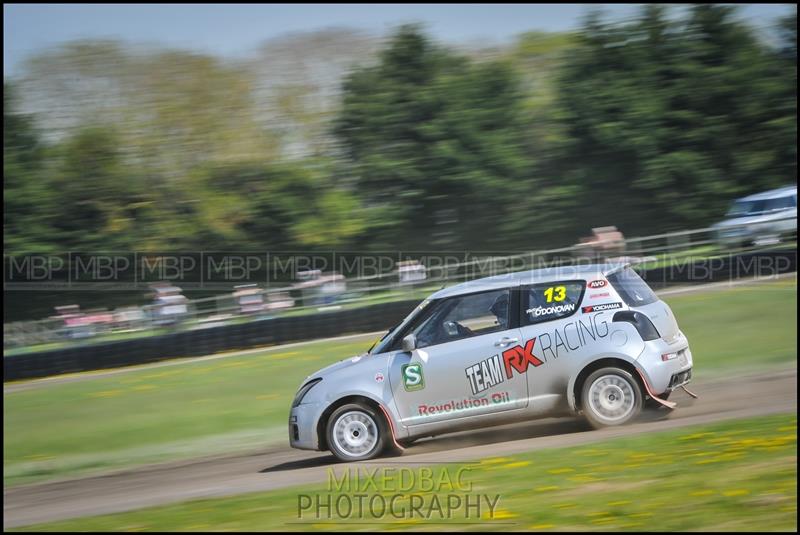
3;248;795;381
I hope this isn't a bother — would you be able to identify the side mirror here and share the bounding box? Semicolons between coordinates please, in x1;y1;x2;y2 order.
401;334;417;352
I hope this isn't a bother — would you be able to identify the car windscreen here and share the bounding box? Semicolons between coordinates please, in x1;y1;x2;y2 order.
727;195;796;217
368;298;433;355
606;267;658;307
728;200;765;217
767;195;797;210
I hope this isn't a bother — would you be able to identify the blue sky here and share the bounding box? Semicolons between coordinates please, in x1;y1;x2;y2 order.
4;3;795;75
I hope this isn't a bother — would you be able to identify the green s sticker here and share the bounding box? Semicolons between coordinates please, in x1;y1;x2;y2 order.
402;363;425;391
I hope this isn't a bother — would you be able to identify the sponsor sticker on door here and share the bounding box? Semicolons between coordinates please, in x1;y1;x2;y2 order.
582;302;623;313
402;363;425;391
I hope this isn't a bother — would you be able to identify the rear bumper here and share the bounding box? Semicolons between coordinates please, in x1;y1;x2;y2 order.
667;367;693;390
637;335;694;395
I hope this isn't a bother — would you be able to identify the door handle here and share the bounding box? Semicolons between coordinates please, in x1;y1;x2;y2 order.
494;337;519;348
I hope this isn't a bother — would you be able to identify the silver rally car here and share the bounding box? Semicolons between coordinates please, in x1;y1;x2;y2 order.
288;263;694;461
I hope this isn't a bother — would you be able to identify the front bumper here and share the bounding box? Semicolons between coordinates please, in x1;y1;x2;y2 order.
637;336;694;395
288;401;326;451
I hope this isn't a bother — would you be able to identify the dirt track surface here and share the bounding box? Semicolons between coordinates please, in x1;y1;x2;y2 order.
4;367;797;529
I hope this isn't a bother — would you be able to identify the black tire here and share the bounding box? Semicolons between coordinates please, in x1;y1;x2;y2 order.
581;367;643;429
326;403;388;462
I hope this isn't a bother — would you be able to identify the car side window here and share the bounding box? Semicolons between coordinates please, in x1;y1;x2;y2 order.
522;281;584;325
769;195;796;211
411;289;510;349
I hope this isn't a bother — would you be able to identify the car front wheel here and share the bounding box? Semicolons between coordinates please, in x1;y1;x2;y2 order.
326;403;387;462
581;367;643;429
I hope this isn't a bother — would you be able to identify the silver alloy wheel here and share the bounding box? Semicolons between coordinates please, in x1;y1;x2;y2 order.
332;410;379;458
587;374;636;423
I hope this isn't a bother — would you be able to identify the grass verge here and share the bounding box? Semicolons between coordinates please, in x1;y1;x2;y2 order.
11;413;797;532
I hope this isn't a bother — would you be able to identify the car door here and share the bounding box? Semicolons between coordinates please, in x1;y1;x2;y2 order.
389;287;528;428
516;280;594;412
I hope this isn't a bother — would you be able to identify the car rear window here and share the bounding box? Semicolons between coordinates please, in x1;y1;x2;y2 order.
606;267;658;306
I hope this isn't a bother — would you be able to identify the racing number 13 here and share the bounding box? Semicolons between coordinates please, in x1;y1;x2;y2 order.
544;286;566;302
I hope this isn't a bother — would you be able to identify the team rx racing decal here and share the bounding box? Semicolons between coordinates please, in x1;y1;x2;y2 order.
418;391;512;416
588;292;611;299
587;279;607;289
526;302;575;318
503;313;611;377
539;312;610;360
402;363;425;391
502;338;543;378
464;313;612;385
582;302;623;313
465;354;506;395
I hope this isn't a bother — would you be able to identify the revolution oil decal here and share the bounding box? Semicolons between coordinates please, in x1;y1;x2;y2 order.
418;391;513;416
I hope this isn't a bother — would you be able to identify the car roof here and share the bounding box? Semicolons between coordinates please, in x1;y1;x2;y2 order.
429;263;627;299
737;185;797;202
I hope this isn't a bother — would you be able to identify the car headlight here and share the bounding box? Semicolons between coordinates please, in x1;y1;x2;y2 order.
292;378;322;407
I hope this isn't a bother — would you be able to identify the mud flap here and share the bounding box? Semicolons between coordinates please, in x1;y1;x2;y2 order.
680;384;699;399
636;369;677;409
379;404;405;451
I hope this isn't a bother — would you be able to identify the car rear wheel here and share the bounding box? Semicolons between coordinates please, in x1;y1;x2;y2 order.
581;367;643;429
326;403;387;462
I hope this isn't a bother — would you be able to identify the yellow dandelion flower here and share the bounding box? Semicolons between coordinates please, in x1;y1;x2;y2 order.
481;457;514;465
485;508;517;520
722;489;750;497
607;500;631;507
548;467;574;474
88;389;123;398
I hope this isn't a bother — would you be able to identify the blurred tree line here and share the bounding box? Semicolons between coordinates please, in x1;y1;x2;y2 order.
4;4;797;255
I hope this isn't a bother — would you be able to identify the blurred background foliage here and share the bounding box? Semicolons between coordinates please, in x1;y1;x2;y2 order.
4;4;797;254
